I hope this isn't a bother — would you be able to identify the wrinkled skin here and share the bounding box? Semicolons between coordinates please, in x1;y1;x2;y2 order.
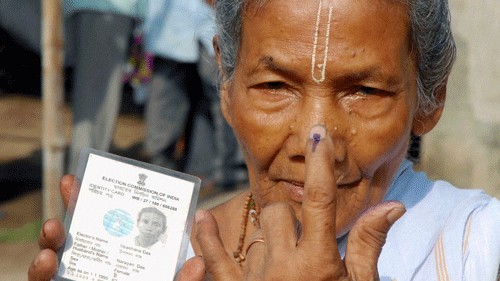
223;0;417;236
29;0;446;280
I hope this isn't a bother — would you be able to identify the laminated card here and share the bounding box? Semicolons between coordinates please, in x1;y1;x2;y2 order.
55;149;200;281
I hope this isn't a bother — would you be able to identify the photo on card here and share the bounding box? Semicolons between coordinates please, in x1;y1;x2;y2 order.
55;148;200;281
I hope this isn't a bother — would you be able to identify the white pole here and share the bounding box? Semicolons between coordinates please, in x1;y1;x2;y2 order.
41;0;65;220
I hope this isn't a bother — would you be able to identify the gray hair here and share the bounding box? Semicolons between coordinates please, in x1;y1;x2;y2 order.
214;0;456;114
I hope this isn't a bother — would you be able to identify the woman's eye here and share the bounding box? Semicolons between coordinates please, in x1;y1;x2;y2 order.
262;81;286;90
358;86;379;95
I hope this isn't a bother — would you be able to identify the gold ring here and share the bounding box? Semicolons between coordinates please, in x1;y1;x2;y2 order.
245;238;266;255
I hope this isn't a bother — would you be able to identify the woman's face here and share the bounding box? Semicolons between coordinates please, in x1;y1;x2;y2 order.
220;0;426;236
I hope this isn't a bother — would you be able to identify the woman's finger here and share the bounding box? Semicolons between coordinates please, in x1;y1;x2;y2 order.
344;201;405;279
259;202;298;254
28;249;59;281
175;256;206;281
38;219;66;251
243;229;267;273
60;175;76;209
195;209;241;280
299;125;339;256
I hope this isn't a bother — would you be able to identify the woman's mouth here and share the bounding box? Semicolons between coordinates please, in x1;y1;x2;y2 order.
283;180;305;202
282;177;361;203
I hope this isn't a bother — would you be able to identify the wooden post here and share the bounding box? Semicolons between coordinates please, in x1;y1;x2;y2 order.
41;0;65;220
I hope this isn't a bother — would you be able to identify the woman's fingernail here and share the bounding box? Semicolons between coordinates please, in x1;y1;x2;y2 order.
195;209;205;224
40;221;46;239
33;254;41;267
309;124;327;152
386;206;406;224
309;124;327;140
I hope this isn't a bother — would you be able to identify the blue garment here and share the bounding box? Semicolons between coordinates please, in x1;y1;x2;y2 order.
64;0;147;19
144;0;216;62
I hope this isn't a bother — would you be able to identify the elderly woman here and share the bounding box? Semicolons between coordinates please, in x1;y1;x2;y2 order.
30;0;499;280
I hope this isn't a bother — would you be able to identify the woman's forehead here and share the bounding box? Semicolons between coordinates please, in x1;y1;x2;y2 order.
244;0;409;10
239;0;412;84
240;0;412;56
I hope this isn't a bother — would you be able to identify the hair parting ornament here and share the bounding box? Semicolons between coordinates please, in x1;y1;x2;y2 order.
311;0;334;83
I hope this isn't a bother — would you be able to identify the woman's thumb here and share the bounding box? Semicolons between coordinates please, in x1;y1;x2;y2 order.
344;201;405;279
175;256;206;281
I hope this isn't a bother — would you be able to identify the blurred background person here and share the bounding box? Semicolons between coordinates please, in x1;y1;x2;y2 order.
142;0;247;192
64;0;147;174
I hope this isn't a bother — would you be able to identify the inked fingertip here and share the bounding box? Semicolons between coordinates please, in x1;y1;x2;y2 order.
309;125;327;152
309;124;327;140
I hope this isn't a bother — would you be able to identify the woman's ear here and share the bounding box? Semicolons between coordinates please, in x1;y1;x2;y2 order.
213;35;233;127
411;82;447;136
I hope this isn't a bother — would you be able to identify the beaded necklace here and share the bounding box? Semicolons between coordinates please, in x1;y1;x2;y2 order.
233;192;260;264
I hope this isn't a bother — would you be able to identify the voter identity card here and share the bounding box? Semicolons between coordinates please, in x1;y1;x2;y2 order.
55;149;200;281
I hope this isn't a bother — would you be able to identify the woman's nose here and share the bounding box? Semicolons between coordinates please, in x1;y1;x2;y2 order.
296;96;333;137
289;95;347;161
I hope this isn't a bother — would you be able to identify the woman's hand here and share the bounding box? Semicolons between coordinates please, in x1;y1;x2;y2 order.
195;132;406;280
28;175;74;281
28;219;66;281
175;256;207;281
28;174;208;281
